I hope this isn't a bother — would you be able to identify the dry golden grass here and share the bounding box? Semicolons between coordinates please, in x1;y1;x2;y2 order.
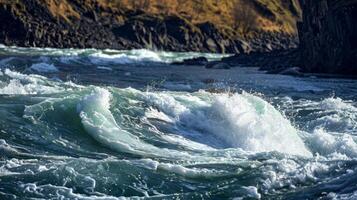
40;0;80;23
97;0;301;34
0;0;301;34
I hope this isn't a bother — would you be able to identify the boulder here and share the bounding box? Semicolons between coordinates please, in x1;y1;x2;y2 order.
172;57;208;66
220;49;300;70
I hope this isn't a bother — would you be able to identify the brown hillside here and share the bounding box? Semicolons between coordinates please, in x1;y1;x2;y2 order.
1;0;300;35
95;0;301;35
0;0;301;35
0;0;301;52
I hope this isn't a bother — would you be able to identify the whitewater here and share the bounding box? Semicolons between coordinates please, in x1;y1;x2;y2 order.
0;45;357;199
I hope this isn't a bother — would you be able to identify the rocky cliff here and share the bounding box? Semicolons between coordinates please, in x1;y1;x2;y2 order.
298;0;357;74
0;0;300;53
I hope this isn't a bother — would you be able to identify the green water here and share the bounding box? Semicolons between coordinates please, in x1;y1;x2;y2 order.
1;45;357;199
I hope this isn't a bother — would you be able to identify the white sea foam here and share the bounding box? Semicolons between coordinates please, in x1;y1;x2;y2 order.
320;97;357;112
3;44;357;198
30;63;59;73
97;66;112;71
0;44;92;57
242;186;261;199
161;134;215;151
293;97;357;133
89;49;163;64
132;159;228;179
307;129;357;157
260;156;331;194
145;107;174;123
0;70;316;159
0;69;63;94
0;79;37;95
19;183;120;200
0;44;228;66
77;88;218;160
0;69;81;95
142;90;312;157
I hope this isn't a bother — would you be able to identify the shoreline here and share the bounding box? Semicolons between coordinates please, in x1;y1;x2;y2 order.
1;43;356;80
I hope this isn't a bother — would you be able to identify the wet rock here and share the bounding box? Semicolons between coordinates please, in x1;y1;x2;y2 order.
279;67;302;76
205;61;230;69
220;48;300;70
269;67;303;76
172;57;208;66
202;78;216;84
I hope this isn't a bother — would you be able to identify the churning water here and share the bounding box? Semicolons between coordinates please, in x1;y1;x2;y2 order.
0;45;357;199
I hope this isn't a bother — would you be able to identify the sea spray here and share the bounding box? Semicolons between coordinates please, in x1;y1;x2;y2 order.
141;90;312;157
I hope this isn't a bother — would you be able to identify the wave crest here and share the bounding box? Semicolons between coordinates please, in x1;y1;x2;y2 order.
142;90;312;157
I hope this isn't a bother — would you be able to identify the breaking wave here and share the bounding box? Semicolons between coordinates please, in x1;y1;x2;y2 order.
0;45;228;66
0;52;356;199
140;90;312;157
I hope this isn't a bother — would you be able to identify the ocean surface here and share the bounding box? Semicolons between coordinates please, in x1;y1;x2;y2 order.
0;45;357;199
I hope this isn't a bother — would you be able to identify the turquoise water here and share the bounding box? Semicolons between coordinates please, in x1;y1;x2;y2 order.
0;45;357;199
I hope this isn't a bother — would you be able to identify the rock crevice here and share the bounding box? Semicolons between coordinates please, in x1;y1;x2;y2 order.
298;0;357;74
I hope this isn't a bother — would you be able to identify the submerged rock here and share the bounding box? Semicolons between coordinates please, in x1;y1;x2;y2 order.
268;67;303;76
279;67;303;76
172;57;208;66
216;49;300;70
205;61;230;69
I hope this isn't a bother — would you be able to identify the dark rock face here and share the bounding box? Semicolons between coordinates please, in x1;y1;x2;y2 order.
218;49;301;70
172;57;208;66
112;14;248;53
298;0;357;74
0;0;297;53
0;6;29;46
